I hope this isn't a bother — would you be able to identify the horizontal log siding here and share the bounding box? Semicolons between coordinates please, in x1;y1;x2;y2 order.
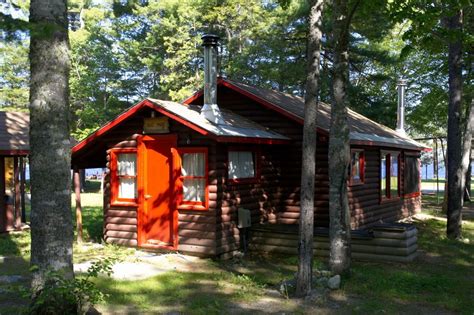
99;112;222;257
173;123;220;256
348;148;421;229
104;138;138;247
215;144;285;257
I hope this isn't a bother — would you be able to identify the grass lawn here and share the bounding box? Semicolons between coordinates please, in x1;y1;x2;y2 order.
1;186;473;314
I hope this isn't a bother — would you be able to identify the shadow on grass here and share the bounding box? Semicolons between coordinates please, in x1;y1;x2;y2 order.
95;270;301;314
345;209;474;313
0;232;31;314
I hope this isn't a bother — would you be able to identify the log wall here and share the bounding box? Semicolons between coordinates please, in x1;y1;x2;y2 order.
103;134;139;247
100;108;223;257
98;93;422;259
250;224;418;263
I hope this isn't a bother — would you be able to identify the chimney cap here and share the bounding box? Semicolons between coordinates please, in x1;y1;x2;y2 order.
397;78;407;86
202;34;220;47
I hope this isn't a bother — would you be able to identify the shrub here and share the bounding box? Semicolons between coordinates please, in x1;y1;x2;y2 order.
29;257;117;315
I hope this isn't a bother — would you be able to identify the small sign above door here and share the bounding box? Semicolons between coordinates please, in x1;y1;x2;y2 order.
144;116;169;134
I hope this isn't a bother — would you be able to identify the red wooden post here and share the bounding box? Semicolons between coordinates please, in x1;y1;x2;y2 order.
20;156;26;223
73;168;83;243
13;156;21;229
0;157;5;232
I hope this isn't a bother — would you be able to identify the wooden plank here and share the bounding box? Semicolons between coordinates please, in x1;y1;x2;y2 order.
105;237;138;247
178;244;216;256
179;237;216;247
106;209;137;218
105;223;137;232
105;216;137;225
106;230;137;239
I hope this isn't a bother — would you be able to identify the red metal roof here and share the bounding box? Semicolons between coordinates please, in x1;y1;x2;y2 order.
0;111;29;155
184;78;426;150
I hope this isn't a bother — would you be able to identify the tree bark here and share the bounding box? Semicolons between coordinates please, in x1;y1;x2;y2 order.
465;158;471;202
295;0;325;297
29;0;73;294
329;0;352;275
446;9;464;239
461;101;473;201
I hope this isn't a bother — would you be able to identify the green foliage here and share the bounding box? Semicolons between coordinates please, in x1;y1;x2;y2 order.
1;0;471;139
0;38;29;109
29;258;117;315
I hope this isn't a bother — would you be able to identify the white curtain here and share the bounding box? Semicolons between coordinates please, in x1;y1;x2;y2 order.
182;153;205;176
117;153;136;199
181;153;205;202
119;178;136;199
228;151;255;179
118;153;136;176
183;178;205;202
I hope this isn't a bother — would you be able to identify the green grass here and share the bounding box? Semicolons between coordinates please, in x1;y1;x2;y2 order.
95;270;269;314
345;210;474;313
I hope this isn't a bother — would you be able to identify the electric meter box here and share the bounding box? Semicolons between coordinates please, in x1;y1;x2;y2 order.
238;208;251;228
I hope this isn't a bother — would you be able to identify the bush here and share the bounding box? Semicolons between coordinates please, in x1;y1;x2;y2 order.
29;257;117;315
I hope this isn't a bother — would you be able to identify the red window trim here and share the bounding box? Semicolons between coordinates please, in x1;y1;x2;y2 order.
403;153;422;198
226;146;260;184
177;147;209;211
110;148;138;207
349;149;365;186
380;150;401;203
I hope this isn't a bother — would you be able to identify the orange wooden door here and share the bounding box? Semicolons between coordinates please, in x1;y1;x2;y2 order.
138;134;178;248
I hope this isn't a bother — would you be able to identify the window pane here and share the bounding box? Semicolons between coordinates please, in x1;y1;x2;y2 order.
118;153;136;176
390;153;399;197
119;177;136;199
404;156;420;194
183;178;205;202
182;153;205;176
228;151;255;179
351;151;361;181
381;153;387;197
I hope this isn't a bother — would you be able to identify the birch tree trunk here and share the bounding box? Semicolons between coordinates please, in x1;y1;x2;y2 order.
29;0;73;296
446;9;464;239
296;0;325;297
329;0;352;275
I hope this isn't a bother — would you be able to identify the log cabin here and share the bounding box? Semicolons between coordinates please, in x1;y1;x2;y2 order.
0;111;28;233
71;35;425;260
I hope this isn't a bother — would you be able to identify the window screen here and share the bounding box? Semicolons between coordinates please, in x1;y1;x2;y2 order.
404;156;420;194
228;151;255;179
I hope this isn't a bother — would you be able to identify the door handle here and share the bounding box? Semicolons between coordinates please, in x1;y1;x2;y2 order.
145;194;152;200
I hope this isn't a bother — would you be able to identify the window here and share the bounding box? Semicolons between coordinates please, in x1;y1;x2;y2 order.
178;148;208;210
404;154;421;197
350;149;365;185
110;149;137;205
380;151;400;200
228;150;257;182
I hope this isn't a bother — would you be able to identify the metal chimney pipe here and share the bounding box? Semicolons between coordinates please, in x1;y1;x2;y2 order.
396;78;407;136
201;34;225;125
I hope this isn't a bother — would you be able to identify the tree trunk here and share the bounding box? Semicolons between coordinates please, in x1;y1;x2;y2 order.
465;158;471;202
295;0;325;297
329;0;352;275
446;9;464;239
29;0;73;295
461;101;473;201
